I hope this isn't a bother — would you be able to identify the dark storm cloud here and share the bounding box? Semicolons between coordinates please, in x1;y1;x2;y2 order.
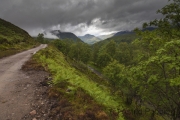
0;0;169;35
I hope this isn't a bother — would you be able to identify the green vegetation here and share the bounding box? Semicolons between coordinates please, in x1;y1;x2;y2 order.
51;40;92;63
33;46;124;119
3;0;179;119
0;18;37;58
34;33;55;44
95;34;136;46
88;0;180;119
38;1;180;119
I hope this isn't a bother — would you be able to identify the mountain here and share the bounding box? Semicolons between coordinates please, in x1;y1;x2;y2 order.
46;30;81;41
97;33;116;40
113;27;156;37
78;34;102;44
113;30;134;37
94;34;137;47
93;27;156;48
42;31;59;39
0;18;36;58
0;18;34;45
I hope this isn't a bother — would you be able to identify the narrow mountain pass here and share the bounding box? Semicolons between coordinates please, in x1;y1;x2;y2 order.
0;44;47;120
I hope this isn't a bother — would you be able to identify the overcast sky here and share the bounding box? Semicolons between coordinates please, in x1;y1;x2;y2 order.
0;0;169;36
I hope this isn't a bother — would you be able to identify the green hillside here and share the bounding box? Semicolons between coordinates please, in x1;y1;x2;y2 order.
1;0;179;119
91;34;137;67
94;33;136;47
79;34;102;44
0;18;37;58
33;46;124;120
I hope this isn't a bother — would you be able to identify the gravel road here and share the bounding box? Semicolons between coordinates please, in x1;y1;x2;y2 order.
0;44;47;120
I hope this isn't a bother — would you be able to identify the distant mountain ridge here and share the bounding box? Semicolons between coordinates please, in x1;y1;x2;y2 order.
78;34;102;44
43;30;81;41
113;27;156;37
93;27;156;46
113;31;134;37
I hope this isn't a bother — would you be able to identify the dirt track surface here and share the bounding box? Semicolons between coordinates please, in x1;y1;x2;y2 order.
0;44;47;120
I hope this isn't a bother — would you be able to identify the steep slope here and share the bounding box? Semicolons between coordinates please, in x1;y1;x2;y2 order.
50;30;81;41
34;46;124;119
94;34;136;47
0;18;37;58
42;31;58;39
113;27;156;37
78;34;102;44
94;27;156;47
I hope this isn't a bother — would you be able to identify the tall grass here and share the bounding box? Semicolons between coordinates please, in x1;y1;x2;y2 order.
34;46;124;120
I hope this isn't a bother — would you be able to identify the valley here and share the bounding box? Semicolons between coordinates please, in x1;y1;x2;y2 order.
0;1;180;120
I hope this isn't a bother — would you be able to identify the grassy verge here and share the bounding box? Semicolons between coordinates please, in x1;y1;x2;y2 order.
0;42;39;59
33;46;124;120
